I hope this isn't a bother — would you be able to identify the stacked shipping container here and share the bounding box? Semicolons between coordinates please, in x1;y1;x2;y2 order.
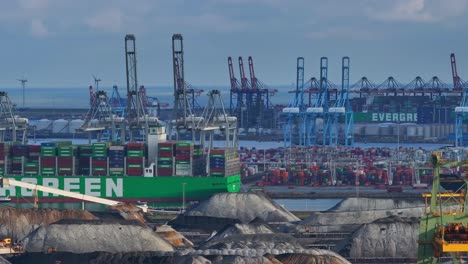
175;142;193;176
24;145;40;176
57;145;73;176
127;143;144;176
77;145;92;175
92;143;107;176
157;142;174;176
209;148;240;177
109;145;125;176
40;143;56;176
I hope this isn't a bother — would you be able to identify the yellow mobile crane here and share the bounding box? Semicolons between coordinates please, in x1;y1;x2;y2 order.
417;151;468;263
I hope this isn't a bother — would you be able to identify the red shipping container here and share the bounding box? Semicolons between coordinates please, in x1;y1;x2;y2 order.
127;168;143;176
127;157;143;164
58;171;73;176
175;154;191;160
157;151;173;158
157;168;174;176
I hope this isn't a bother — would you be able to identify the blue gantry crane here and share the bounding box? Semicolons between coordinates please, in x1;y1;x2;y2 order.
328;57;354;146
306;57;329;146
282;57;305;147
453;53;468;147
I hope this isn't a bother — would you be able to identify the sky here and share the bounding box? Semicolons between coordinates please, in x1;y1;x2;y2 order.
1;0;468;92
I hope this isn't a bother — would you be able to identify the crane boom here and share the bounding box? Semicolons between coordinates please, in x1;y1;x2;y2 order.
2;178;119;206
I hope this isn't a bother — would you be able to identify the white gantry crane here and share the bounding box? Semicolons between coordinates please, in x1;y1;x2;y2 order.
0;92;28;144
196;90;237;149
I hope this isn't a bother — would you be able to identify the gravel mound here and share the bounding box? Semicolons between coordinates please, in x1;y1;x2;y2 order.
204;220;275;244
339;215;419;258
185;192;300;223
23;219;174;253
302;207;423;226
0;208;96;240
329;198;424;212
155;225;194;248
9;252;350;264
201;233;304;252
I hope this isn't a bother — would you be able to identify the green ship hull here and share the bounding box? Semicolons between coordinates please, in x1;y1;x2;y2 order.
0;174;241;203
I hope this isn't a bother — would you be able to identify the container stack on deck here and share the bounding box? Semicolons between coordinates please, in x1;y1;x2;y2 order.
0;143;5;176
209;148;240;177
10;145;27;175
77;145;92;176
40;143;56;176
157;142;175;176
109;145;125;176
92;143;108;176
126;143;144;176
57;145;73;176
24;145;40;176
175;142;193;176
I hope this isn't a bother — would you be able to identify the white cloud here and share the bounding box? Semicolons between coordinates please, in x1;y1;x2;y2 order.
19;0;49;10
180;14;248;33
367;0;468;23
30;19;48;37
306;26;378;40
367;0;435;22
85;9;123;32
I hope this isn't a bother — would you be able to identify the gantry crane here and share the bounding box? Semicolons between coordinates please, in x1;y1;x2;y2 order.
78;88;124;142
417;150;468;263
170;34;203;142
248;56;275;129
228;57;244;128
306;57;329;146
452;53;468;147
328;57;354;146
0;92;28;144
124;34;159;142
282;57;305;147
197;90;237;149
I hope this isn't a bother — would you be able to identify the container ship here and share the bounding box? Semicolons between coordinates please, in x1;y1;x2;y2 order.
0;127;241;203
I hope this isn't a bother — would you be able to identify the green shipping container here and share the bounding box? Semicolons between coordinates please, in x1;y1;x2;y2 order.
128;164;143;168
127;150;144;157
176;142;194;147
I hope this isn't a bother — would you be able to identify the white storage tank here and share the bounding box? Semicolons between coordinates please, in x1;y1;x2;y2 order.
379;124;393;136
354;124;365;135
52;119;69;134
416;126;424;137
423;125;431;139
406;126;417;137
365;124;380;136
69;119;84;133
36;119;52;131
